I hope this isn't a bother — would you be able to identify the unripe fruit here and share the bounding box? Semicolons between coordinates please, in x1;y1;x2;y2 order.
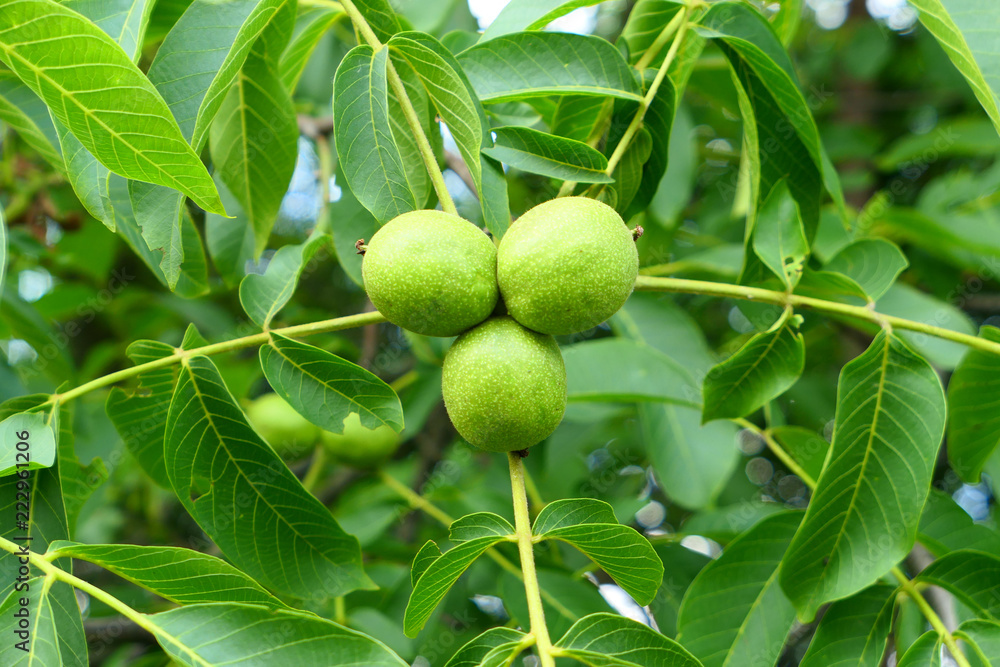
362;210;498;337
319;413;400;467
246;394;320;458
442;317;566;453
498;197;638;335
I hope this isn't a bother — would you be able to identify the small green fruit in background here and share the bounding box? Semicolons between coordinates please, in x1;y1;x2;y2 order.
246;393;320;458
363;210;498;337
498;197;638;335
442;316;566;453
320;412;400;467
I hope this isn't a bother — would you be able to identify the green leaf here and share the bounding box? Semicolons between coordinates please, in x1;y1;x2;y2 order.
699;2;827;235
148;603;408;666
480;0;605;41
105;339;181;489
554;613;703;666
780;331;946;622
0;411;55;477
620;0;685;66
752;180;808;288
0;72;64;174
51;116;113;229
824;239;908;302
600;124;652;214
388;32;485;195
443;628;529;667
564;338;700;406
770;425;829;482
650;543;711;638
959;620;1000;664
47;541;285;609
799;584;896;667
678;512;801;667
918;489;1000;556
53;401;107;536
210;49;299;256
280;6;341;91
147;0;286;151
260;333;404;434
915;549;1000;621
63;0;155;62
386;56;433;210
702;318;805;422
457;32;643;103
165;356;372;599
449;512;515;541
205;176;256;288
404;534;509;637
909;0;1000;136
349;0;401;43
947;326;1000;482
128;182;185;289
0;0;224;214
551;95;611;143
534;499;663;606
0;207;5;299
501;567;610;637
410;540;441;587
0;578;86;666
239;234;329;328
897;632;943;667
334;45;417;223
641;403;740;511
483;126;612;183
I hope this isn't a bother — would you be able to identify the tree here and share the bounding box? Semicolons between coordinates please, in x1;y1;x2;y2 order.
0;0;999;664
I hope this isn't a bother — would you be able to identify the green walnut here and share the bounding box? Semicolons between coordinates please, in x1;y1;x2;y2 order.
319;413;400;467
362;210;499;337
246;394;320;458
442;317;566;453
497;197;638;335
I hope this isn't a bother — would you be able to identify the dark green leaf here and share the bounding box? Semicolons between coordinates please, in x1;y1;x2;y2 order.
555;613;702;666
457;32;643;103
205;176;256;288
897;632;943;667
564;338;700;406
770;425;829;482
443;628;529;667
334;45;417;223
47;541;285;609
105;339;180;489
780;331;946;622
650;542;711;638
149;603;408;666
404;535;507;637
165;356;372;599
799;584;896;667
910;0;1000;136
410;540;441;588
752;180;808;288
260;333;404;433
0;0;223;213
824;239;908;302
280;6;341;91
0;578;86;666
63;0;154;62
0;72;64;174
211;52;298;256
239;235;329;328
678;512;801;667
449;512;514;541
127;182;185;289
534;499;663;606
915;549;1000;621
947;326;1000;482
702;317;804;422
483;126;612;183
959;619;1000;664
918;489;1000;556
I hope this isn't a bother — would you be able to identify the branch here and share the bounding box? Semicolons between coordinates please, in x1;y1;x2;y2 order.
635;276;1000;357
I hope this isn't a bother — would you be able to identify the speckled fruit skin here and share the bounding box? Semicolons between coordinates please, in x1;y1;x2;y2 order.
442;317;566;452
498;197;638;335
363;210;498;337
246;394;320;458
319;412;400;467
